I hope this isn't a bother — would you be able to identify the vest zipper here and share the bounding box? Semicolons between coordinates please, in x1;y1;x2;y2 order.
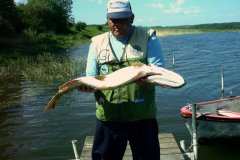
117;87;122;103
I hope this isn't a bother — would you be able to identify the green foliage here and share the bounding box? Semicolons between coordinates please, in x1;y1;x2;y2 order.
0;0;74;35
97;25;103;31
0;28;94;55
0;0;24;35
21;2;56;33
0;15;14;33
189;22;240;29
155;22;240;30
20;0;73;33
83;25;109;37
75;22;87;31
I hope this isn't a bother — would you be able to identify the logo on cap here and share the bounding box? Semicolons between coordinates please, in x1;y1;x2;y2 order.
109;2;129;10
107;0;132;19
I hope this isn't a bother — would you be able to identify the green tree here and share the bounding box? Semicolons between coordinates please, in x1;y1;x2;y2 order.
21;0;73;33
0;0;23;35
45;0;74;32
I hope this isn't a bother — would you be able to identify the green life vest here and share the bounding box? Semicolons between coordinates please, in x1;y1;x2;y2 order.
91;27;157;122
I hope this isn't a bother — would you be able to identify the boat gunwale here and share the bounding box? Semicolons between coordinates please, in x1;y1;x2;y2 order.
180;96;240;122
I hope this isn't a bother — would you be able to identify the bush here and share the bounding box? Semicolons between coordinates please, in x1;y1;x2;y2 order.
75;22;87;31
96;25;103;31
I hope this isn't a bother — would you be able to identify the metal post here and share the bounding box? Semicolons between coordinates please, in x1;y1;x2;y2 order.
72;140;80;160
221;65;224;98
173;52;175;67
192;104;198;160
180;104;198;160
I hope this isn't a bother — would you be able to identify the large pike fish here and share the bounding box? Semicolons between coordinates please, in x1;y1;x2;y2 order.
45;62;185;111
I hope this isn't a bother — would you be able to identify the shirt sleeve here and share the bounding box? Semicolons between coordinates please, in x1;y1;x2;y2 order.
85;43;99;76
147;33;165;67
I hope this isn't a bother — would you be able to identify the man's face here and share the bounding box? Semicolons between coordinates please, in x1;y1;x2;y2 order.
107;15;134;38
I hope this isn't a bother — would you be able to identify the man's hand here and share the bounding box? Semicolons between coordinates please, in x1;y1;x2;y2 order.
135;78;151;86
77;85;95;92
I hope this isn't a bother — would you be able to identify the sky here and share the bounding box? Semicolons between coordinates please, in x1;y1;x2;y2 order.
15;0;240;27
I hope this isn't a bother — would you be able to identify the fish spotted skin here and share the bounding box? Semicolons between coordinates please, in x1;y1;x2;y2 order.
45;62;185;111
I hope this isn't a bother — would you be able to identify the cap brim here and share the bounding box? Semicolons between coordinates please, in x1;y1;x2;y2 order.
107;12;132;19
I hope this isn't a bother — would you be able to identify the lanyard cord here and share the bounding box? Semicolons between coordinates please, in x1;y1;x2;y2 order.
108;26;135;65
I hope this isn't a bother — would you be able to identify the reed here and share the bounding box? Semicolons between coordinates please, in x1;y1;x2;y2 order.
155;29;201;37
0;53;87;84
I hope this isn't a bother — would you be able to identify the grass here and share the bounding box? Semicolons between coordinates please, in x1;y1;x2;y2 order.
0;53;87;84
0;25;108;84
0;25;109;55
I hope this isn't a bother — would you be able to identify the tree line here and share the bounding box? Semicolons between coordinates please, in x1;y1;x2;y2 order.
156;22;240;29
184;22;240;29
0;0;77;36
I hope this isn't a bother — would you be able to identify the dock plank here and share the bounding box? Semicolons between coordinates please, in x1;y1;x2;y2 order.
79;133;184;160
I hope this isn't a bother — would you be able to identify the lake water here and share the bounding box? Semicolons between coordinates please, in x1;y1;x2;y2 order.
1;32;240;160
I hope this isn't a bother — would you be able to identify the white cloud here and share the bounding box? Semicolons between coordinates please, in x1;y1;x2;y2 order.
146;2;165;9
164;0;200;15
164;0;185;14
176;0;185;5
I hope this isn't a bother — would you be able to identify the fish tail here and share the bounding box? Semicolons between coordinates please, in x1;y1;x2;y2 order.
44;95;58;111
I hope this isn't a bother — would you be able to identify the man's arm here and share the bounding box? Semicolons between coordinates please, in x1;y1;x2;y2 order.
136;33;164;86
78;43;99;92
86;43;99;77
147;33;165;67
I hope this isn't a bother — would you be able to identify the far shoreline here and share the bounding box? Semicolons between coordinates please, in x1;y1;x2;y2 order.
1;27;239;55
154;28;240;37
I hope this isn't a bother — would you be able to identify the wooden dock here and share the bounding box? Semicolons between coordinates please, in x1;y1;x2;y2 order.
79;133;185;160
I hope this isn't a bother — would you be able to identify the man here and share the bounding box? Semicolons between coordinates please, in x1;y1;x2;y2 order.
83;0;164;159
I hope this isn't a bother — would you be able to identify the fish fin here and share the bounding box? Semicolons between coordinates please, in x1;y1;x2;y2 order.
96;75;105;81
132;61;144;68
59;79;76;90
